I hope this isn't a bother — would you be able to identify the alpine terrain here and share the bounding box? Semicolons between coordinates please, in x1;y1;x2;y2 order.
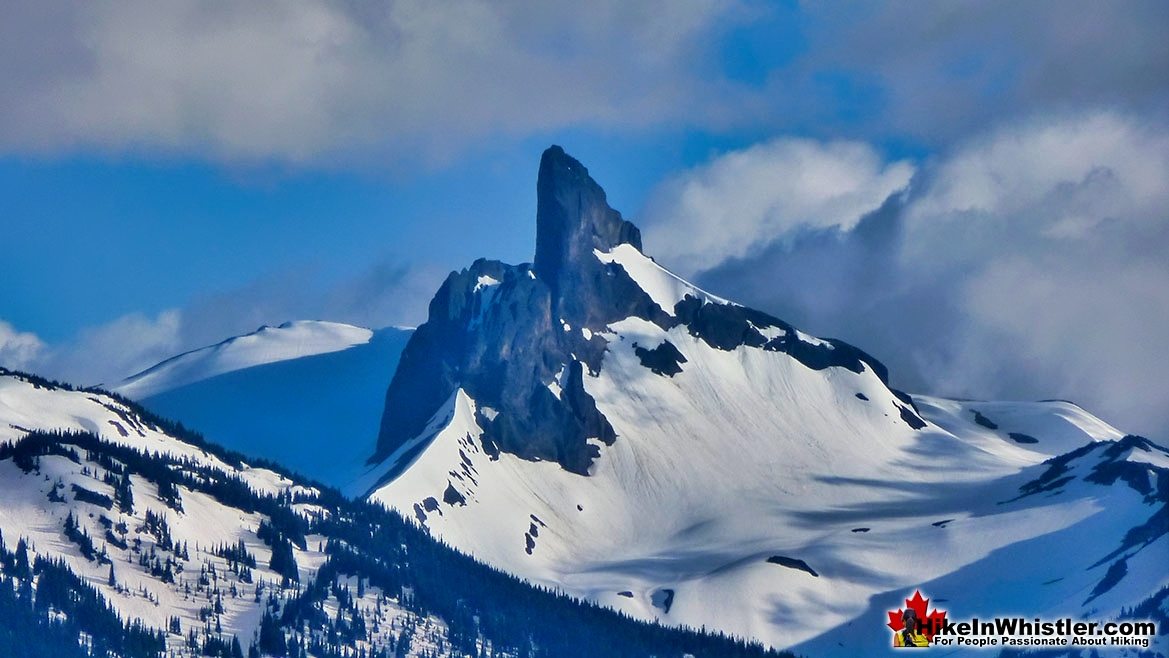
350;147;1169;656
90;146;1166;657
0;367;784;658
112;321;413;486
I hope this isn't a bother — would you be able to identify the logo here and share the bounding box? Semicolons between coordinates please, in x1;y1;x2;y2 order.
881;590;1157;650
887;591;947;648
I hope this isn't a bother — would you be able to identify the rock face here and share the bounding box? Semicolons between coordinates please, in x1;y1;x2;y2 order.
534;145;648;323
373;147;650;475
372;145;897;475
362;148;1168;656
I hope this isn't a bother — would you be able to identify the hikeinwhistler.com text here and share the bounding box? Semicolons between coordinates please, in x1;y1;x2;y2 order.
925;617;1156;649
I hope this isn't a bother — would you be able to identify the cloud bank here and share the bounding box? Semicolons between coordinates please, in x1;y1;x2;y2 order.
779;1;1169;143
644;113;1169;440
0;0;744;164
643;138;914;274
5;2;1165;167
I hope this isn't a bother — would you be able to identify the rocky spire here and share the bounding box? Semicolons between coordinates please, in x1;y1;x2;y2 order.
370;147;649;474
533;145;642;291
372;145;892;478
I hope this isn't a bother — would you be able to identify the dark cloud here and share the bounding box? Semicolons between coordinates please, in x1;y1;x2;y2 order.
764;1;1169;144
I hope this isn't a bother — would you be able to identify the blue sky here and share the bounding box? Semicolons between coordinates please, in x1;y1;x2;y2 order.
1;1;1167;439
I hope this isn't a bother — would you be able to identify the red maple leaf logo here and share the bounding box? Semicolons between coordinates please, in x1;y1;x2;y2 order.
887;590;948;640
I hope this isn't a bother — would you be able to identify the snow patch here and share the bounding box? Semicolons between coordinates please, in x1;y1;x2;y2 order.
594;244;729;316
473;275;500;292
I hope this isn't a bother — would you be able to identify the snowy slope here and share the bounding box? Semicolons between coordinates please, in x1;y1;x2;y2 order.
362;146;1168;656
1;369;777;658
113;320;378;399
0;371;421;657
594;243;730;315
363;310;1163;656
111;322;412;487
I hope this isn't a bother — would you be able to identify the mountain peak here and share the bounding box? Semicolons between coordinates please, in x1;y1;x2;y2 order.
373;146;892;476
534;145;642;288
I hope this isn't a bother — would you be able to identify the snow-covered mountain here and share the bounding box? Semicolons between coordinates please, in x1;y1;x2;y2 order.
357;146;1169;656
115;321;379;399
0;368;783;658
82;146;1168;656
112;321;413;486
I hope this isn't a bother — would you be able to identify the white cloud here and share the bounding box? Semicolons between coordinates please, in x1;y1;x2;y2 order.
642;138;914;274
956;256;1169;435
9;257;442;388
2;2;1164;166
1;311;182;387
0;321;46;371
663;113;1169;440
177;260;442;348
0;0;744;164
907;113;1169;234
902;113;1169;436
41;310;184;386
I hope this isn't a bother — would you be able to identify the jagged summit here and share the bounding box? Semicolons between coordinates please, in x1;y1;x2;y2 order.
361;151;1167;654
371;146;668;474
23;147;1159;656
371;146;896;478
534;145;642;290
532;146;663;328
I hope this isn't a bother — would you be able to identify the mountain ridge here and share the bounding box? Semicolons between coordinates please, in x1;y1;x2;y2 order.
358;146;1168;656
0;367;789;658
109;322;413;487
372;146;900;476
82;146;1169;656
114;320;382;399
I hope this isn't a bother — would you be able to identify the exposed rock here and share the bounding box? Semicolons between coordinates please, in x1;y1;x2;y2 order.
373;148;655;475
1009;432;1039;444
443;482;466;506
651;588;675;614
372;145;896;477
766;555;819;577
972;409;999;429
898;403;928;430
671;297;888;381
633;340;688;377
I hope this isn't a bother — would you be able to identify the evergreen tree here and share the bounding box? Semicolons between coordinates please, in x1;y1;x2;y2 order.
13;538;30;579
269;536;299;584
116;472;134;514
258;609;287;657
